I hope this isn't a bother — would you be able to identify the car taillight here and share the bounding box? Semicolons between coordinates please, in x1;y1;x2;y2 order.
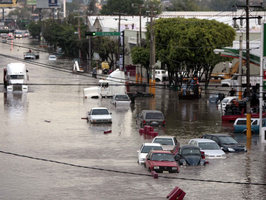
200;151;205;159
143;120;146;124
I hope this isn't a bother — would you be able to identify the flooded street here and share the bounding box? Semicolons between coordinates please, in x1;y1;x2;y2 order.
0;39;265;200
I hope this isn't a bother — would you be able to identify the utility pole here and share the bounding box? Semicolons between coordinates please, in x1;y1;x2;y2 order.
63;0;66;18
147;7;156;95
238;34;243;100
118;13;121;69
233;0;263;141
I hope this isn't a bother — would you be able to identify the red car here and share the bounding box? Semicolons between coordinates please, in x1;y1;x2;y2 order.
144;150;180;173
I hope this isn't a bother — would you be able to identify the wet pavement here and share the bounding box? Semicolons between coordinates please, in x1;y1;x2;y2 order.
0;38;265;200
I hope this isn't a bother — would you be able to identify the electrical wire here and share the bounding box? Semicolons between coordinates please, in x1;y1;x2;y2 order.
0;150;265;186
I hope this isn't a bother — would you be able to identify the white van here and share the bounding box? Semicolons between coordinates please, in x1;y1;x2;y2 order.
155;69;168;82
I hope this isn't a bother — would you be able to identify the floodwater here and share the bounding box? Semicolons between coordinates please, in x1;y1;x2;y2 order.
0;38;265;200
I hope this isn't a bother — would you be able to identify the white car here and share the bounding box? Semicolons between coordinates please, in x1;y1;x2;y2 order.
111;94;131;106
137;143;163;164
218;96;238;112
152;136;179;151
87;107;112;123
188;138;226;159
48;55;57;61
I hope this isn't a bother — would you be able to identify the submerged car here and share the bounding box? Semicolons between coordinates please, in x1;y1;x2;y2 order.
202;134;247;152
136;110;165;127
145;150;179;173
111;94;131;106
137;143;163;164
48;55;57;61
188;138;226;159
208;93;225;104
152;136;179;151
87;107;112;123
175;145;206;166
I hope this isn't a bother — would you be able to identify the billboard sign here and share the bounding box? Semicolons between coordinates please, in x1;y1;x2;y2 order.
49;0;58;7
37;0;60;8
0;0;16;7
0;0;13;3
27;0;36;6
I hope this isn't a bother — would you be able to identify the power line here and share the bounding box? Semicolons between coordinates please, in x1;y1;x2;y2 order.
0;150;265;186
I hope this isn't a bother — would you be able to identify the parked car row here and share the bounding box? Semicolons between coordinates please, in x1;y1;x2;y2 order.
137;133;247;173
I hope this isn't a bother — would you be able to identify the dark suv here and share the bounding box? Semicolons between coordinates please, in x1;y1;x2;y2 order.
202;134;246;153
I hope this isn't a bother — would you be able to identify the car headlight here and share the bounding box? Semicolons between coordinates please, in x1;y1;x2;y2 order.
172;167;177;170
228;148;235;152
153;166;160;170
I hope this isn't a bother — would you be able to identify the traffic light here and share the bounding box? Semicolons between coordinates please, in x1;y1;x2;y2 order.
85;32;96;36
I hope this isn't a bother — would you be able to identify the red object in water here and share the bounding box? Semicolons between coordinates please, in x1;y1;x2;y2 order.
151;170;158;179
167;186;186;200
144;125;151;134
150;132;158;137
104;130;112;134
200;151;205;159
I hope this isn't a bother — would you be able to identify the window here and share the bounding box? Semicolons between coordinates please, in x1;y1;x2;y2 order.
236;120;246;125
252;120;258;125
146;112;164;119
198;142;220;150
182;148;200;155
10;75;24;79
151;153;175;161
153;138;173;145
219;136;237;144
91;109;109;115
141;146;163;153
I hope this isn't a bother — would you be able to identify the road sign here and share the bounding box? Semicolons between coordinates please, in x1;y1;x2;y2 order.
85;32;120;36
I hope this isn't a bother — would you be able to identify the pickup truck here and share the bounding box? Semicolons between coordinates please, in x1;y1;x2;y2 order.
221;74;260;87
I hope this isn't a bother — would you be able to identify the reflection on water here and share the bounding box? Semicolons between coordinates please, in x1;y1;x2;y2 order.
3;92;28;116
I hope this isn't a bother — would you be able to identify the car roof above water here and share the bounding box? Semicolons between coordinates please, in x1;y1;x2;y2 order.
142;143;162;147
189;138;216;143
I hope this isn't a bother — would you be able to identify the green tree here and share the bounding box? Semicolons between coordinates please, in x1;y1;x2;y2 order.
167;0;200;11
28;21;41;39
131;46;150;83
100;0;144;15
92;37;119;69
152;18;235;88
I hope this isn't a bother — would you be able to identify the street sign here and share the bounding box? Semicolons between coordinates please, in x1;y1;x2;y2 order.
85;32;120;36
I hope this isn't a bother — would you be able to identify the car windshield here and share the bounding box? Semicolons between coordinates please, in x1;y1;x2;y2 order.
210;95;218;98
219;136;238;144
222;99;229;103
182;148;201;155
141;146;163;153
91;109;109;115
115;95;130;101
146;112;164;119
198;142;220;150
153;138;173;145
10;75;24;79
151;153;175;161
